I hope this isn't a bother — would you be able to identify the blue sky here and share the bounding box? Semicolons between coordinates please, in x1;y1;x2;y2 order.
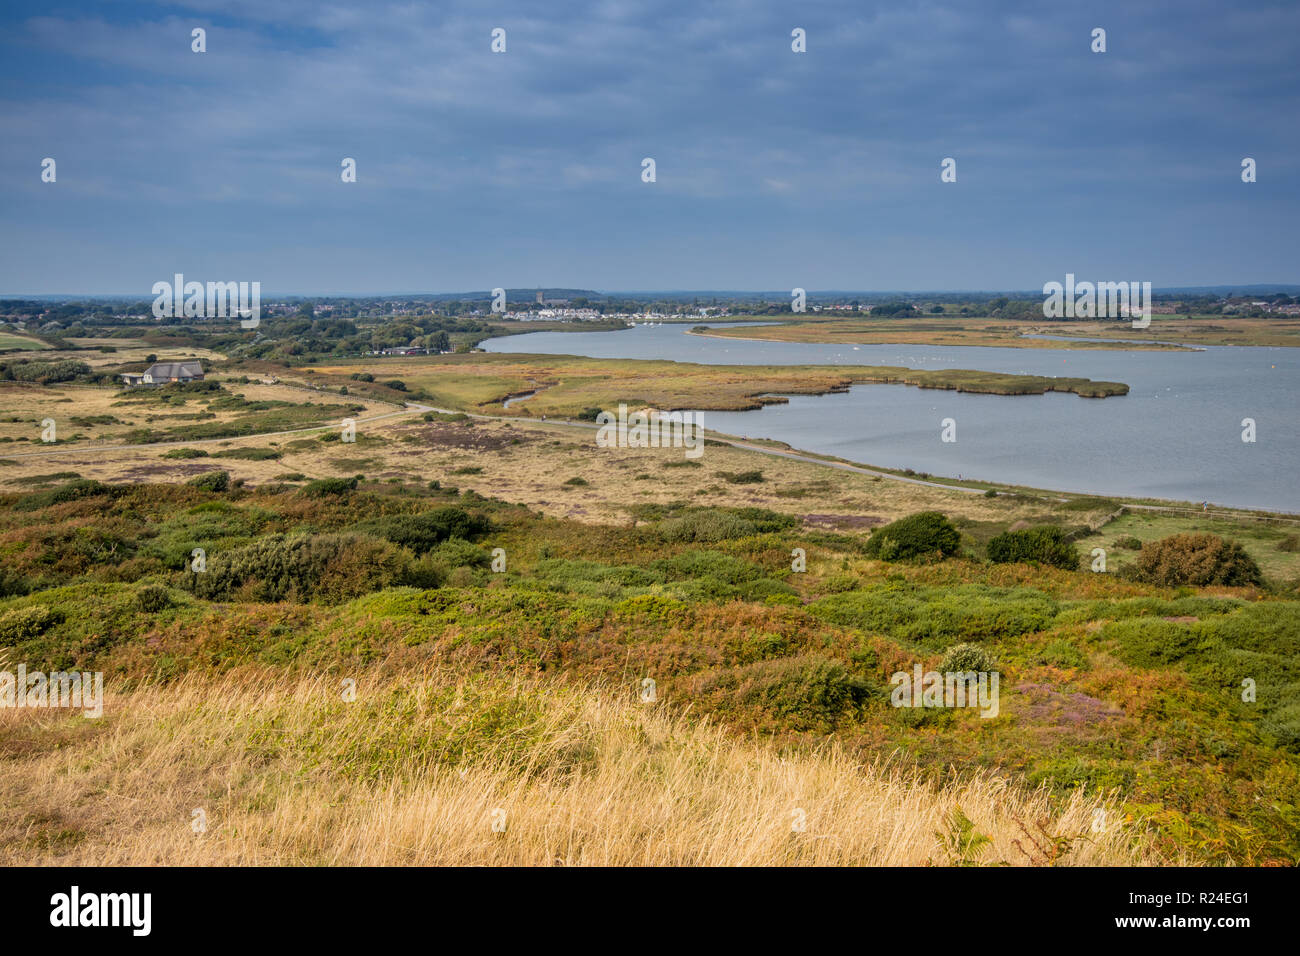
1;0;1296;294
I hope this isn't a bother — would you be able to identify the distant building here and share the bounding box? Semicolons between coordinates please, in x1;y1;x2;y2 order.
121;360;204;387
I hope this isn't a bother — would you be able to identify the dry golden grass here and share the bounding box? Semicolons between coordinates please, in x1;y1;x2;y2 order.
694;317;1183;350
700;315;1300;349
0;666;1165;866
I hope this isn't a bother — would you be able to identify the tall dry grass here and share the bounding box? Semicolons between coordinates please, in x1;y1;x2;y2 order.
0;666;1168;865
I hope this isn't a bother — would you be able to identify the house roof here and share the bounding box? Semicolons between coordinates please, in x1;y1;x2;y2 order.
147;361;203;378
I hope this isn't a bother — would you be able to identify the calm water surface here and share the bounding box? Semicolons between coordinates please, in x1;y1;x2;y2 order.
482;324;1299;512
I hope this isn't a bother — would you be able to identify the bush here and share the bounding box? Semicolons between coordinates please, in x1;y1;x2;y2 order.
863;511;961;561
1114;536;1143;550
13;479;116;511
136;584;172;612
686;655;875;733
3;359;90;384
187;533;406;603
0;605;62;642
359;506;492;554
812;583;1058;647
1128;533;1263;588
659;510;756;543
562;476;588;486
987;525;1079;570
941;642;996;673
1277;534;1300;553
186;471;230;492
213;447;281;461
717;470;764;484
300;476;357;497
162;448;209;459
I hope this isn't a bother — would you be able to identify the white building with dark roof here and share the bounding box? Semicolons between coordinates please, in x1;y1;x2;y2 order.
120;360;204;387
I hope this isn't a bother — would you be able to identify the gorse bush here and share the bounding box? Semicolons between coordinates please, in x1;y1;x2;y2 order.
0;604;62;642
987;525;1079;569
13;479;117;512
136;583;173;612
657;506;797;543
1127;533;1263;588
186;471;230;492
717;470;764;484
301;476;358;497
812;583;1057;648
863;512;962;561
659;510;756;543
187;533;407;603
359;507;492;554
685;654;875;733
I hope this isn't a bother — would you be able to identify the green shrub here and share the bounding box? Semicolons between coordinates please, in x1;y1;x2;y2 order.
300;476;358;497
3;359;90;384
659;510;756;543
0;605;62;642
863;511;961;561
562;476;589;486
1114;536;1143;550
812;583;1057;647
162;448;209;459
688;655;875;732
1128;533;1263;588
213;447;281;461
358;507;492;554
716;470;764;484
14;479;116;512
987;525;1079;569
187;533;406;603
1277;534;1300;553
136;584;172;612
186;471;230;492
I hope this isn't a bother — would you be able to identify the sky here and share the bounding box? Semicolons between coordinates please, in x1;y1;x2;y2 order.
1;0;1297;295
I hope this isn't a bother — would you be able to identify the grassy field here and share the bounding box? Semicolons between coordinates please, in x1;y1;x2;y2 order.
1044;316;1300;349
0;333;52;350
310;352;1130;411
0;477;1297;864
1075;510;1300;581
0;380;388;448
